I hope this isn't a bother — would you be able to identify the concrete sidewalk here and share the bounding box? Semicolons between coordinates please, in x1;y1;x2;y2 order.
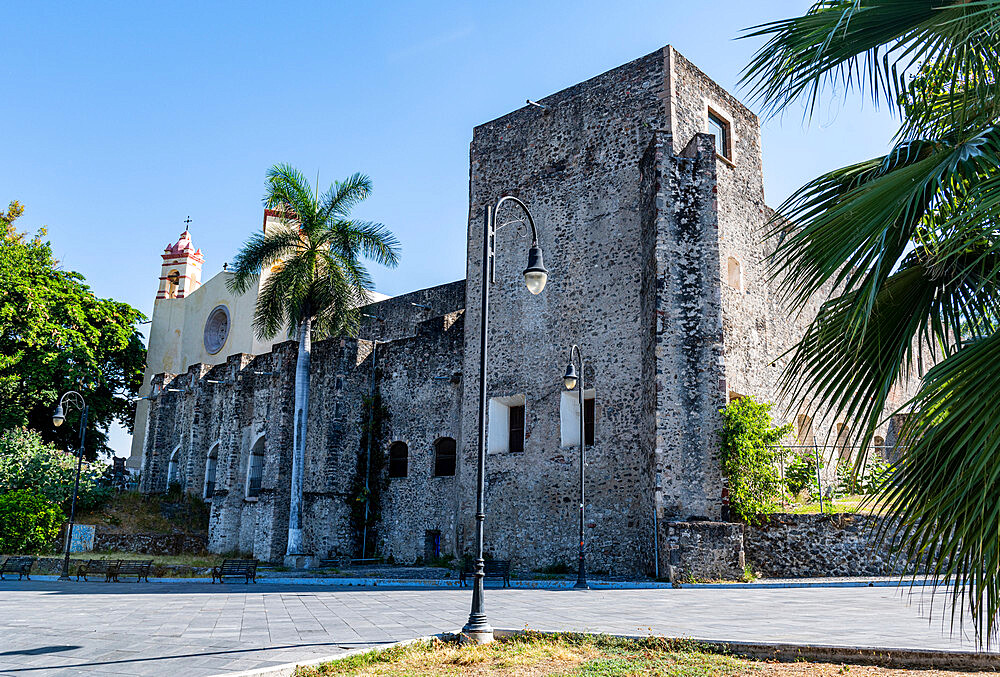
0;579;988;676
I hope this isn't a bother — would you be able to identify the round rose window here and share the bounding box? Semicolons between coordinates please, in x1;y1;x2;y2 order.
204;305;230;355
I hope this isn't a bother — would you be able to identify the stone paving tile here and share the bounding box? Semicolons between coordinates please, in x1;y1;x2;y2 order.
0;579;992;676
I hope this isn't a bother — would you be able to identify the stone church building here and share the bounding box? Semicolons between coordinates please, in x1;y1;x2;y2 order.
133;46;913;575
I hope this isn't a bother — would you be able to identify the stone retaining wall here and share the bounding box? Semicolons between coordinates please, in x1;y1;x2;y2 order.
665;513;914;581
93;532;208;555
744;513;907;578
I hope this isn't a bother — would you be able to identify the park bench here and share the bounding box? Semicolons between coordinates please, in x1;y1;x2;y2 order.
459;560;511;588
113;559;153;582
0;556;35;581
76;559;120;582
211;559;258;584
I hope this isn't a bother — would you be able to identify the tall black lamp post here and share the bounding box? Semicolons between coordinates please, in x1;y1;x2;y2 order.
52;390;88;582
463;196;549;645
562;345;589;590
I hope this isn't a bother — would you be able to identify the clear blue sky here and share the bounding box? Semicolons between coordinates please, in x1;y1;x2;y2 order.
3;1;899;455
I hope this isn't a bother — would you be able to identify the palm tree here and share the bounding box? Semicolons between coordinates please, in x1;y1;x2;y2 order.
741;1;1000;642
228;164;399;559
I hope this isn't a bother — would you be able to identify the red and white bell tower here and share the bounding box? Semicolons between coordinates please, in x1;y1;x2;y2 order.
156;220;204;300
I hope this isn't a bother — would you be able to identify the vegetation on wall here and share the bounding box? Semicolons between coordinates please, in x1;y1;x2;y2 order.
0;489;63;553
350;387;389;559
0;201;146;459
717;397;792;523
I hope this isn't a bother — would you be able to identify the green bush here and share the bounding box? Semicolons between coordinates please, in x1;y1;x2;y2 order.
784;451;823;497
718;397;793;523
0;489;64;553
0;428;111;512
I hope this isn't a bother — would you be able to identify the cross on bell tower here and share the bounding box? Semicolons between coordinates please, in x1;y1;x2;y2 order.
156;218;204;300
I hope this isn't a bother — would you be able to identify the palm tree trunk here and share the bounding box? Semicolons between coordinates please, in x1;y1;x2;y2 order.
286;315;311;556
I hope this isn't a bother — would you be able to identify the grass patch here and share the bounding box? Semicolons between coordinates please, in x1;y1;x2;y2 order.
786;495;885;515
298;632;1000;676
296;633;748;676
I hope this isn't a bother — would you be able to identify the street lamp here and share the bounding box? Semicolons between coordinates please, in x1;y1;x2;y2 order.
52;390;88;582
562;345;589;590
464;196;549;645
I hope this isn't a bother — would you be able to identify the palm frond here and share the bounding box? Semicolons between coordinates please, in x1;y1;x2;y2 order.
740;0;1000;120
264;164;319;225
781;247;1000;455
226;227;302;295
320;172;373;221
877;330;1000;644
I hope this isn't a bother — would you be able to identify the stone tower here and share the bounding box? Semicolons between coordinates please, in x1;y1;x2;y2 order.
156;229;204;300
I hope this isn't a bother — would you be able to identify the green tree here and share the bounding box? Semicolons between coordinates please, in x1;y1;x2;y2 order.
741;1;1000;640
0;204;147;459
718;397;792;523
0;489;64;554
0;428;110;512
228;165;399;557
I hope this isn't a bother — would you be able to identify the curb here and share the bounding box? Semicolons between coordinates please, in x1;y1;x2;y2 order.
23;574;947;590
206;634;445;677
490;630;1000;671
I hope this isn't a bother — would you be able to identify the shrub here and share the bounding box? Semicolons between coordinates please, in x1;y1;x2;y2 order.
718;397;793;523
785;451;823;497
0;428;111;512
0;489;64;553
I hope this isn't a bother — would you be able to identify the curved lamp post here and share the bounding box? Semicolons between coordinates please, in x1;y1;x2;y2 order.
463;196;548;645
52;390;88;582
562;345;589;590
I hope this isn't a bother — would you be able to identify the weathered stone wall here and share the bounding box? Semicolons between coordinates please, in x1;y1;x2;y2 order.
362;280;466;342
663;514;919;580
745;513;909;578
660;520;745;582
377;312;465;563
462;48;673;576
651;132;728;522
94;532;208;555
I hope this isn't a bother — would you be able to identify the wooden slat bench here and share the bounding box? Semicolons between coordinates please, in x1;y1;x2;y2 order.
460;560;511;588
113;559;153;582
76;559;120;582
0;556;35;581
211;559;258;584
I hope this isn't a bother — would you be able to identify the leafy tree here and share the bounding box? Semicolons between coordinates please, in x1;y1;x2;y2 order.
0;428;111;512
0;203;147;459
718;397;793;523
228;165;399;556
741;1;1000;640
0;489;63;554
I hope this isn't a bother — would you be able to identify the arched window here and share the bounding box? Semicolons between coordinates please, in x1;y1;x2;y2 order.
388;442;408;478
433;437;456;477
166;446;180;487
166;270;180;298
796;414;814;446
246;436;265;498
204;442;219;499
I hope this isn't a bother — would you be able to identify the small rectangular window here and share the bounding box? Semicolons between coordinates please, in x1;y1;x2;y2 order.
708;111;730;159
508;404;525;453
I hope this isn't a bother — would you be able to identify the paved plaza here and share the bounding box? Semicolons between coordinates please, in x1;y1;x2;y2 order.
0;579;987;676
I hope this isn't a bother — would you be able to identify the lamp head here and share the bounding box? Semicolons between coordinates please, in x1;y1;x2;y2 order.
563;362;579;390
523;245;548;295
52;403;65;428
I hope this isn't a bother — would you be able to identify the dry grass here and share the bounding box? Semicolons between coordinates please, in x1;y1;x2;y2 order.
296;633;1000;677
75;491;209;535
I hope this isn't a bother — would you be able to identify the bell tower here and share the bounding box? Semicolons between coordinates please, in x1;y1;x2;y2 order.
156;218;203;300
